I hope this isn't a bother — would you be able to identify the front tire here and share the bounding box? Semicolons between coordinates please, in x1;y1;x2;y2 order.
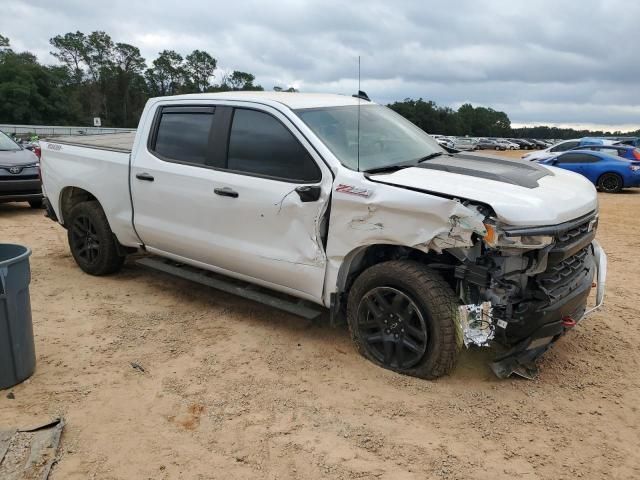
67;201;125;275
347;261;461;380
597;173;623;193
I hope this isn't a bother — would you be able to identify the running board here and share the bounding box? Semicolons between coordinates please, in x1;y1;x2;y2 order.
135;257;324;320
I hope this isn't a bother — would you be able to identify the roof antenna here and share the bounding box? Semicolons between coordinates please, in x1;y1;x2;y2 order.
357;56;361;172
351;57;370;172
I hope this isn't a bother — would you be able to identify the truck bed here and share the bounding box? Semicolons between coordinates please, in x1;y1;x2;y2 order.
40;133;139;247
47;132;136;153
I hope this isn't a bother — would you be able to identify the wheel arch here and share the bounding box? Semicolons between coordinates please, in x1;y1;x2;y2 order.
60;188;136;257
58;186;99;225
335;243;458;299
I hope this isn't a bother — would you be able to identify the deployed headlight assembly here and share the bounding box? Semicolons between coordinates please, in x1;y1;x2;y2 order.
483;223;554;249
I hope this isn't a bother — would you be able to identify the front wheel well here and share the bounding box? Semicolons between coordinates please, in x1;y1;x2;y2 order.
333;244;459;319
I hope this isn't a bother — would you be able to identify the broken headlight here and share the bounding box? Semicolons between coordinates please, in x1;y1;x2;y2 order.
483;223;553;249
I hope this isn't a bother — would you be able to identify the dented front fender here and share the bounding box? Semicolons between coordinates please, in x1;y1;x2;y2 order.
323;171;487;305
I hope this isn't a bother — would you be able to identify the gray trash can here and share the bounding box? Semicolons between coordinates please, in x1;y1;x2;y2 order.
0;244;36;390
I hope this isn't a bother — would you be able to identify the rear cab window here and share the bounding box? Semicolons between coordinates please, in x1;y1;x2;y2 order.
149;106;216;166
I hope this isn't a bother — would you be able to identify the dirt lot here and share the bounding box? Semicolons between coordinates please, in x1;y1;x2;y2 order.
1;156;639;479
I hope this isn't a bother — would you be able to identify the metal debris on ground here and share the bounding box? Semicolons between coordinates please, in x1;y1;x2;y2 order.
0;417;64;480
130;361;146;373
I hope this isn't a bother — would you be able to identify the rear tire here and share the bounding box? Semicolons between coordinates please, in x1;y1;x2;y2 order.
347;261;461;380
597;173;623;193
28;199;43;209
67;201;125;275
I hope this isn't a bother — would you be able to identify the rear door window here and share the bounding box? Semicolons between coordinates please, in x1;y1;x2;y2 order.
226;109;321;183
151;106;216;165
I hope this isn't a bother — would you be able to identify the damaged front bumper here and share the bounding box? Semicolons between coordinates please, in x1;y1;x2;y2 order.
460;240;607;379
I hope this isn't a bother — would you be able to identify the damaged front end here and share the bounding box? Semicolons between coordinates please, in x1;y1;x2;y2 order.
328;172;606;379
452;210;607;379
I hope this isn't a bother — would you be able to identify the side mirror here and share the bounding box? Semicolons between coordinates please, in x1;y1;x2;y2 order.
295;185;322;202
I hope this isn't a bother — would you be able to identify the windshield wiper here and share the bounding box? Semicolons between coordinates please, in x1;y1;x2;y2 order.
416;152;447;163
363;163;413;174
363;152;449;175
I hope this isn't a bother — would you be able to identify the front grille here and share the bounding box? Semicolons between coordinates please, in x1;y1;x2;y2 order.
554;216;596;249
0;174;39;180
536;247;593;302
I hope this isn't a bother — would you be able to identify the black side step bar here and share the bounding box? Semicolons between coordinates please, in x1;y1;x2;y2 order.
135;257;324;320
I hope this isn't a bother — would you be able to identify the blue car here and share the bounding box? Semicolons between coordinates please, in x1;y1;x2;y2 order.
539;149;640;193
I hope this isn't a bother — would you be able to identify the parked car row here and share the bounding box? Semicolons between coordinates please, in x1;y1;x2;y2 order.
429;133;640;194
522;137;619;162
431;136;556;152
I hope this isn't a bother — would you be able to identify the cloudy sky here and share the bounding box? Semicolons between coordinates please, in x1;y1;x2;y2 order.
3;0;639;131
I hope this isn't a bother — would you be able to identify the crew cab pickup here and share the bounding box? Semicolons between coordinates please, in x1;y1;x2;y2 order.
40;92;607;379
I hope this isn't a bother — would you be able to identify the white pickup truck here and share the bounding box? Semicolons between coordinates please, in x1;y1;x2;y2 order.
40;92;606;379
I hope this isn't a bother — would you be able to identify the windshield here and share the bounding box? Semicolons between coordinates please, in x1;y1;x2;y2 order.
0;132;21;151
294;104;443;171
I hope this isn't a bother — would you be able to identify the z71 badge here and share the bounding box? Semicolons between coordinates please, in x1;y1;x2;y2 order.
335;184;372;197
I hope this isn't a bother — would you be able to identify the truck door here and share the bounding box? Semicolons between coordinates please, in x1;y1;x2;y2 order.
131;103;332;302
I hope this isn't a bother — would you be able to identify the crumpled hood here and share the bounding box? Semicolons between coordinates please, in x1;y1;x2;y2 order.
370;155;597;226
0;148;38;167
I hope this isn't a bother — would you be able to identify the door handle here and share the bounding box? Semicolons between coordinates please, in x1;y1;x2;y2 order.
136;173;154;182
214;187;239;198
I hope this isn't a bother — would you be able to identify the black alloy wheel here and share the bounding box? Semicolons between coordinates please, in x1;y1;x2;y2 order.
598;173;623;193
67;201;125;275
356;286;428;370
70;214;101;265
346;261;461;379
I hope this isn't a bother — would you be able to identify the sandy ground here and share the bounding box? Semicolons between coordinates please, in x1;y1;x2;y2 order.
1;153;639;479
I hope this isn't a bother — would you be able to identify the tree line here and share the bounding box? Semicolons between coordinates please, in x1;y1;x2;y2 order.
388;98;512;138
0;31;263;127
1;31;638;138
387;98;639;139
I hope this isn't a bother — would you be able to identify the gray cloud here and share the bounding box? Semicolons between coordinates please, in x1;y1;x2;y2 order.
2;0;639;130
